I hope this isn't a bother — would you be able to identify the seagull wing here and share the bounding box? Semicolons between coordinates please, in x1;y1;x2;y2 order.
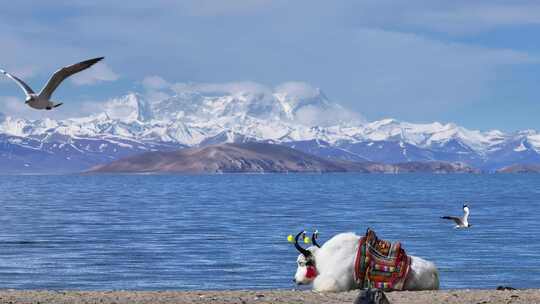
38;57;104;100
441;216;463;226
0;69;35;98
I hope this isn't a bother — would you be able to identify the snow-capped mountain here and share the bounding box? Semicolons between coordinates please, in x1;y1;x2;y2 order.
1;86;539;173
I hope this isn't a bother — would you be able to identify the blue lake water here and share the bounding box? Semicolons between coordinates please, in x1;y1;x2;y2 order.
0;174;539;290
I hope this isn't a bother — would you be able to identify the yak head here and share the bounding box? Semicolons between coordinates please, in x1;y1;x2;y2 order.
292;230;322;285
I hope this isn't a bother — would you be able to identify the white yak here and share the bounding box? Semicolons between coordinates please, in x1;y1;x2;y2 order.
292;231;439;292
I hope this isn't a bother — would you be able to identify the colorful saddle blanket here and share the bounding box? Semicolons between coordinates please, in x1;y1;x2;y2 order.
354;229;411;291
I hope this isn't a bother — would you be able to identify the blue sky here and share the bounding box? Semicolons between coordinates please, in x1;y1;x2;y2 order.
1;1;539;131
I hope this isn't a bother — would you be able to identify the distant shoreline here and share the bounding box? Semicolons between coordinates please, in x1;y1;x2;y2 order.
0;289;534;304
1;171;539;176
82;171;538;175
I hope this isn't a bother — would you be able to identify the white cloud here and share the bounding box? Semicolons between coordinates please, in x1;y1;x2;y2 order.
171;80;363;126
2;96;28;115
172;81;272;96
181;0;278;16
274;82;320;100
295;104;364;127
142;75;170;91
273;82;364;126
70;62;119;85
71;1;280;17
141;75;172;101
404;4;540;34
77;100;107;117
305;28;540;120
350;1;540;35
145;90;171;102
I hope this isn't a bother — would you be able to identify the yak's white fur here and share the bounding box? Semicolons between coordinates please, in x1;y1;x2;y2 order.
293;232;439;292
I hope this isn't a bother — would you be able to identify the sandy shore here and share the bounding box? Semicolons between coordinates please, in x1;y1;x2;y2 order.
0;289;535;304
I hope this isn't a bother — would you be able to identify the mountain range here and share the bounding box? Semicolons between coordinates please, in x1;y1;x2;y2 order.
87;142;480;174
1;85;539;173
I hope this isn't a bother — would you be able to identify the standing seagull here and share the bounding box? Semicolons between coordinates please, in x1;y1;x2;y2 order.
441;204;471;228
0;57;104;110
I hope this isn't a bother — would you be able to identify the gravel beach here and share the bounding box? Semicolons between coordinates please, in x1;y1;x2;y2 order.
0;289;535;304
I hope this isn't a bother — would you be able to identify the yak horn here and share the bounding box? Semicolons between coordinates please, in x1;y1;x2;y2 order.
294;231;312;258
312;230;321;248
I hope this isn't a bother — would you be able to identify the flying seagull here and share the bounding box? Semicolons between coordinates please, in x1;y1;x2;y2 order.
0;57;104;110
441;204;471;228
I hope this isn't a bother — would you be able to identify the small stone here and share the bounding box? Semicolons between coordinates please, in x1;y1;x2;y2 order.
354;289;390;304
